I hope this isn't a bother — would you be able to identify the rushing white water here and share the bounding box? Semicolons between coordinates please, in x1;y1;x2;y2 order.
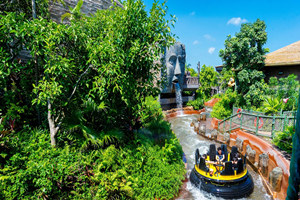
175;83;183;109
169;115;271;200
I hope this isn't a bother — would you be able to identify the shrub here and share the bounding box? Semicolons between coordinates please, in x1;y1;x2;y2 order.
0;129;96;199
211;89;237;119
261;96;283;115
186;98;204;110
1;96;186;200
272;125;295;153
139;96;164;127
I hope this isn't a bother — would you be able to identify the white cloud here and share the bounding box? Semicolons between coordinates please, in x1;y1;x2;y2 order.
190;11;196;16
208;47;215;54
193;40;199;45
204;34;215;41
227;17;248;26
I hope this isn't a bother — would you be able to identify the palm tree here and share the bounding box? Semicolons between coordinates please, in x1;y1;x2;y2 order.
63;98;124;150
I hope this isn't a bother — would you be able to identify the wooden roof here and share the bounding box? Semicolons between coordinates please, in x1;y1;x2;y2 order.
265;40;300;66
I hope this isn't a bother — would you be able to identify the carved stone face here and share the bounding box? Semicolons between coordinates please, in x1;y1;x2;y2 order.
162;42;186;93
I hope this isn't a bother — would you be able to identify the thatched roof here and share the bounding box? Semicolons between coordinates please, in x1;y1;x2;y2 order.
265;40;300;66
49;0;122;24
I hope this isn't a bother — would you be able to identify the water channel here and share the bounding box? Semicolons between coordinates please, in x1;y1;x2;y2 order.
169;114;271;200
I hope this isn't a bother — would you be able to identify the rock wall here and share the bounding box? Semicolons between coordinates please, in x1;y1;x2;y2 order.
49;0;122;23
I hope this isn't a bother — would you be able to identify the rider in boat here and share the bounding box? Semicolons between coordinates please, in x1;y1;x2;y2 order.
216;147;225;163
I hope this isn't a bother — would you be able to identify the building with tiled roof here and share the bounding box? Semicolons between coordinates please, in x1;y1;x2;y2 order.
264;40;300;80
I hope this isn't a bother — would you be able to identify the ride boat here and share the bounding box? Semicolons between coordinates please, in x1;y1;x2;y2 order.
190;144;254;199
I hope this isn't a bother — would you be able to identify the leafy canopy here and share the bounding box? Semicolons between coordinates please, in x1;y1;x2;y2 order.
219;19;268;109
0;0;176;143
198;65;218;99
219;19;268;72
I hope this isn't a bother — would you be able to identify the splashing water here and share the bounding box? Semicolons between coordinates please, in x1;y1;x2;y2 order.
169;115;271;200
175;83;183;109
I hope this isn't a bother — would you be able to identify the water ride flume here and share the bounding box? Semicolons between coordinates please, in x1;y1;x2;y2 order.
190;144;254;199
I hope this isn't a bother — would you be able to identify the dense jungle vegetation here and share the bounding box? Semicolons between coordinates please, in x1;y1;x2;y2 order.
0;0;186;199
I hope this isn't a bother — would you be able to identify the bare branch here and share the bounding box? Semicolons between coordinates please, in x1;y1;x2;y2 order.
67;64;92;104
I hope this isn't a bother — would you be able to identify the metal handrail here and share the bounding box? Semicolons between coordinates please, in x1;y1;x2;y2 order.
217;110;296;139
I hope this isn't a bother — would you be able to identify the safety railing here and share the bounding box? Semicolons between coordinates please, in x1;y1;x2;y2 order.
183;76;199;85
218;110;296;138
233;107;297;118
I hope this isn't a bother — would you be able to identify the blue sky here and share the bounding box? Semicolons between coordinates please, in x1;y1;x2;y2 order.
143;0;300;70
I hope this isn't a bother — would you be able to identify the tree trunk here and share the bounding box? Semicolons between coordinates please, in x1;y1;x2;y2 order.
32;0;37;19
48;100;59;146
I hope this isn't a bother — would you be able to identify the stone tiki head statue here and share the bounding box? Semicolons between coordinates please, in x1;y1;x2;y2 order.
161;42;186;93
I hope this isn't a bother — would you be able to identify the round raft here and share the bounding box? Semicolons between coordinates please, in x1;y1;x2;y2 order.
190;144;254;199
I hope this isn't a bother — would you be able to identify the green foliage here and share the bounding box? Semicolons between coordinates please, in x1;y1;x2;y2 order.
1;1;186;199
219;68;234;90
265;75;299;111
219;19;268;109
139;96;163;126
188;65;218;110
0;0;51;19
0;129;95;199
261;96;283;115
198;65;218;99
0;0;175;143
186;98;204;110
185;64;198;77
0;127;185;199
278;75;299;111
272;125;295;153
243;79;269;109
61;0;84;22
211;89;237;119
219;19;268;72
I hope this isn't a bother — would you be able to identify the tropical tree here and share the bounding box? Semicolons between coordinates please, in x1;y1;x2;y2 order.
219;19;269;108
0;0;175;146
198;65;218;99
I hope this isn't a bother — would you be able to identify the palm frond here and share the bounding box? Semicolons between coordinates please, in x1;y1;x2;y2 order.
83;98;106;113
61;12;71;23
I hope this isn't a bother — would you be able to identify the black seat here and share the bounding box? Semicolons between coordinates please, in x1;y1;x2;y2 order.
230;146;238;161
236;159;244;174
199;157;209;172
221;161;234;175
221;144;228;161
195;149;200;165
209;144;216;162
